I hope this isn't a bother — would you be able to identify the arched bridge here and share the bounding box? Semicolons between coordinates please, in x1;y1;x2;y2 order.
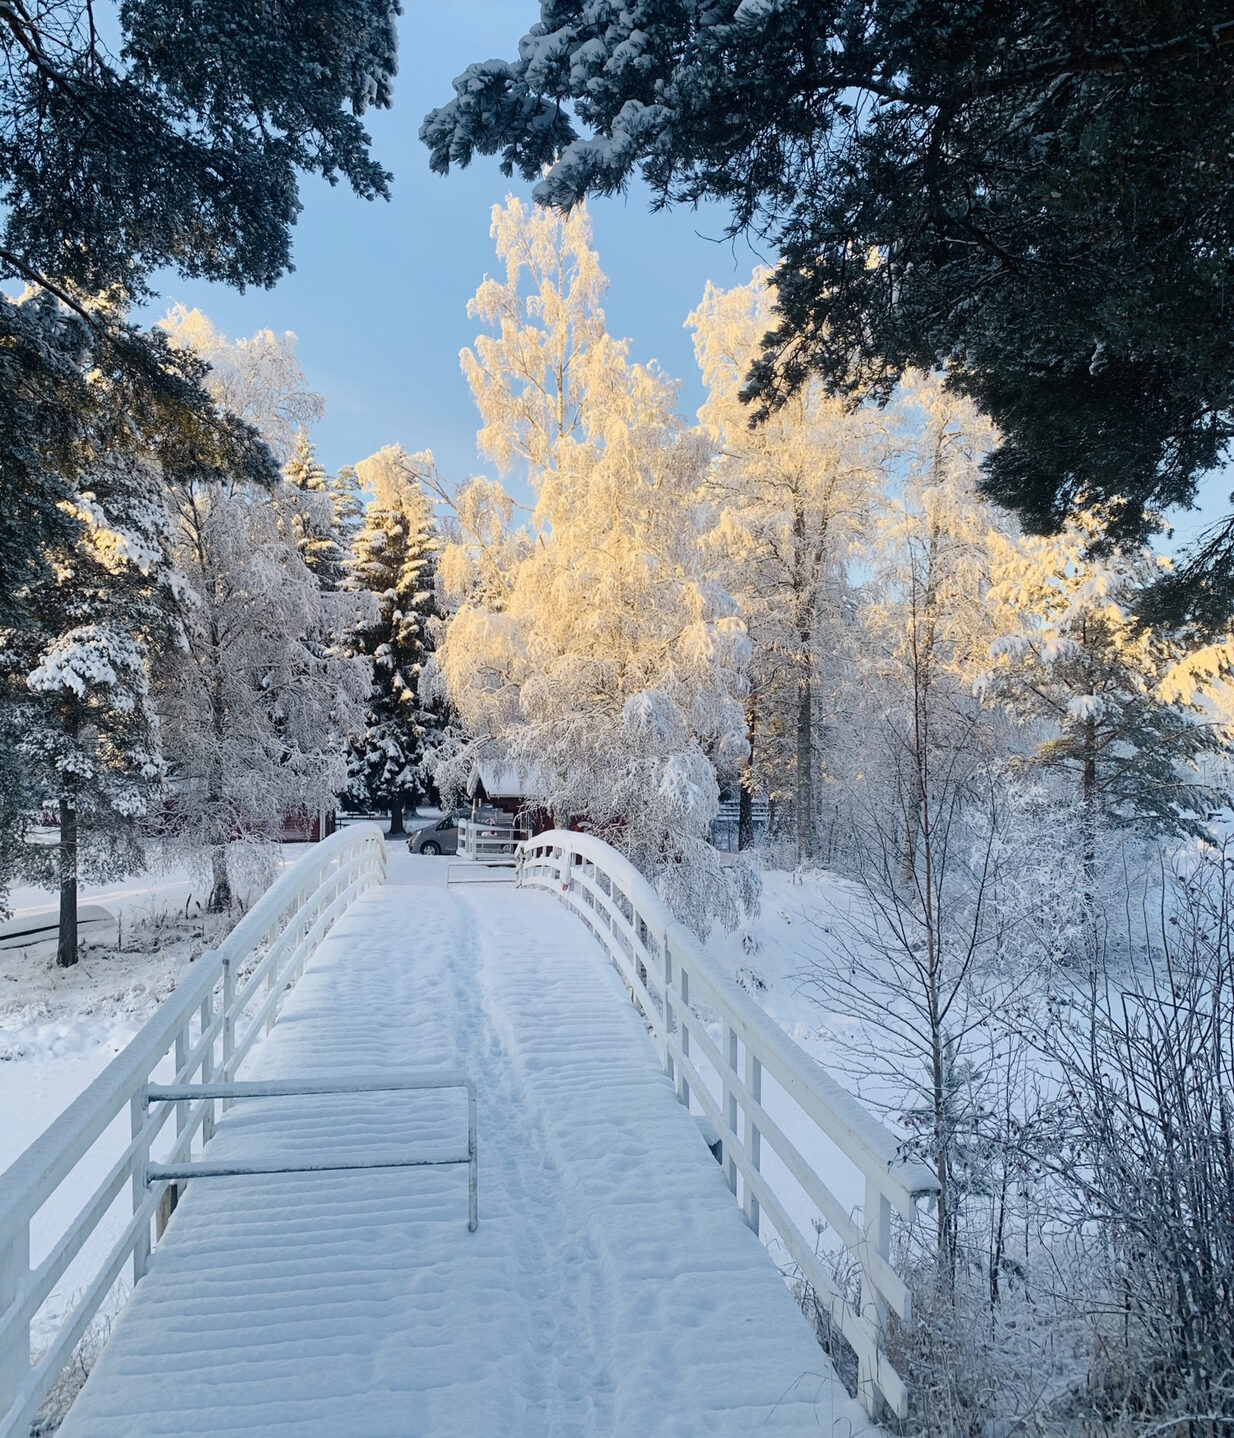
0;827;938;1438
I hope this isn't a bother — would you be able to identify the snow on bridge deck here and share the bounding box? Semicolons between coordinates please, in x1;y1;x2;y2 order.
59;852;875;1438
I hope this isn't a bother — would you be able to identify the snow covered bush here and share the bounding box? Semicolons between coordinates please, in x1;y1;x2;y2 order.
1043;850;1234;1433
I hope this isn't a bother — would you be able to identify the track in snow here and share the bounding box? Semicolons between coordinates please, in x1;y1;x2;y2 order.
58;852;876;1438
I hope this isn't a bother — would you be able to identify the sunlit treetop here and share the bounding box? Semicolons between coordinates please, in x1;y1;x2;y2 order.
423;1;1234;625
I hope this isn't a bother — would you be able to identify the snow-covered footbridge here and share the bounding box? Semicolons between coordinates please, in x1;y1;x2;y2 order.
0;827;937;1438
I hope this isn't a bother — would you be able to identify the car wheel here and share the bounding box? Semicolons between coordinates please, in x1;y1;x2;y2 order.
420;840;441;856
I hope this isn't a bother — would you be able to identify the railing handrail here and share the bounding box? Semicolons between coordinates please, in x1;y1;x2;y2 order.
0;827;382;1227
0;823;387;1438
517;828;938;1421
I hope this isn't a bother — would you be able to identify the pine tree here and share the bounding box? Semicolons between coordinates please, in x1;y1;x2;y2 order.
3;0;397;306
981;514;1229;879
425;2;1234;619
346;447;445;837
3;441;175;965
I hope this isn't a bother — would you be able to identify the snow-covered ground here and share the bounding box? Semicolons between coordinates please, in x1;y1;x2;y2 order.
55;849;875;1437
3;840;914;1435
0;842;327;1365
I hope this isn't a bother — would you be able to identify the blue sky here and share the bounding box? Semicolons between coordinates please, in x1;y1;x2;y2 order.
142;1;767;488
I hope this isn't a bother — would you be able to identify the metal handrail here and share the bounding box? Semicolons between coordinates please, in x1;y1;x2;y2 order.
143;1072;477;1233
516;829;938;1421
0;824;387;1438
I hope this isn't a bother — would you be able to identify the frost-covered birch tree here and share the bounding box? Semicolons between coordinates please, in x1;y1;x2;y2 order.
437;197;750;926
160;308;324;463
689;270;875;860
155;312;368;908
853;372;1005;878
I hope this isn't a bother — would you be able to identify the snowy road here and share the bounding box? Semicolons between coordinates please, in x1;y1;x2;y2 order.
59;854;875;1437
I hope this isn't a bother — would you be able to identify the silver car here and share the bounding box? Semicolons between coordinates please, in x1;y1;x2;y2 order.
407;812;465;856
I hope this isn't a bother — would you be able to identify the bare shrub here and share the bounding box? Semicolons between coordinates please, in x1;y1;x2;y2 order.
1044;849;1234;1435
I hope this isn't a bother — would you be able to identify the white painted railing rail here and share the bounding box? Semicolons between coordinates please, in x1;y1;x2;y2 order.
0;824;386;1438
517;830;938;1421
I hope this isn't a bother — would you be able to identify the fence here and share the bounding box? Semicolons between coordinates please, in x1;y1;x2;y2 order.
517;829;938;1421
456;818;528;864
0;823;387;1438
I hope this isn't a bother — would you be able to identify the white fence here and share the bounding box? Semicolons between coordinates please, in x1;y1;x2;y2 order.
0;824;387;1438
517;830;938;1421
456;818;527;864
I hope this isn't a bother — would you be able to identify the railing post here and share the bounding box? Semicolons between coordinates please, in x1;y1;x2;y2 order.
174;1022;189;1137
200;994;215;1143
724;1025;740;1197
467;1084;478;1234
676;966;691;1108
265;918;280;1034
743;1051;762;1235
662;939;675;1086
221;954;236;1106
131;1093;151;1282
0;1221;30;1419
858;1176;892;1416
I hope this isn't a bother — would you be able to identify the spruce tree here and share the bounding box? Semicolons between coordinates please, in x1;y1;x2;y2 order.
982;514;1229;878
283;431;348;591
346;450;444;837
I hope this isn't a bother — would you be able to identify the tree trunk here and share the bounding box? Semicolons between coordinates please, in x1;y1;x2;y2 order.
205;631;232;915
388;796;406;838
208;844;232;913
738;703;757;851
57;799;79;968
1082;714;1097;902
796;676;815;864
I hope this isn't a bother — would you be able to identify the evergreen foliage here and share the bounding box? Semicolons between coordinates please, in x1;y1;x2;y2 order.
283;431;364;593
425;1;1234;620
1;0;399;302
0;308;183;961
346;447;445;835
981;514;1229;850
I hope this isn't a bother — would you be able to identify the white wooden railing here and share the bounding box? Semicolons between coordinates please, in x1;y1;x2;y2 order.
0;824;386;1438
517;830;938;1421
